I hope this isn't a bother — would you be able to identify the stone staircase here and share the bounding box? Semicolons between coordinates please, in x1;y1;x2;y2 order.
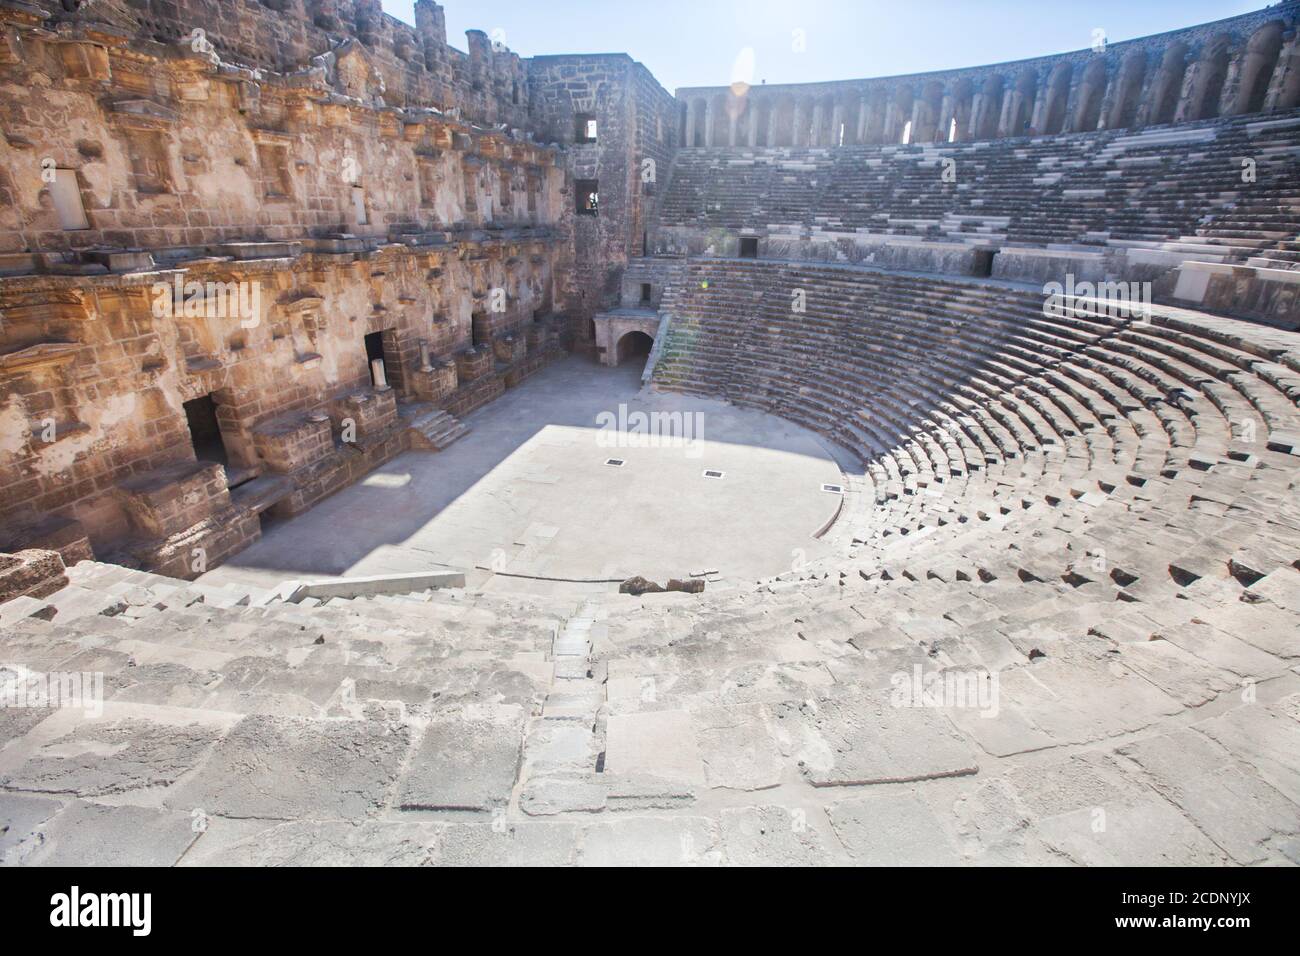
2;516;1297;864
402;405;471;451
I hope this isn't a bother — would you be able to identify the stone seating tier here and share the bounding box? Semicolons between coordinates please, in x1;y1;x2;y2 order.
656;111;1300;270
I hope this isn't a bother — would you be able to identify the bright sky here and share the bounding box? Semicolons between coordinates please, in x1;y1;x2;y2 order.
381;0;1262;92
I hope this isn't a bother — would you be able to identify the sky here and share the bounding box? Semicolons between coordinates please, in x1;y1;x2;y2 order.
380;0;1264;92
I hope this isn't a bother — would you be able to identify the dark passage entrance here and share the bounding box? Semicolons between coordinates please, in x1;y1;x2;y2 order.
617;330;654;365
971;249;997;277
739;236;759;259
184;394;228;469
471;312;491;349
364;330;386;386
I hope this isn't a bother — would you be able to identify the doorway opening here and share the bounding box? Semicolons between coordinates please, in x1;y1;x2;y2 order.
616;330;654;365
971;249;998;278
184;394;229;470
471;312;491;349
739;236;759;259
364;330;387;386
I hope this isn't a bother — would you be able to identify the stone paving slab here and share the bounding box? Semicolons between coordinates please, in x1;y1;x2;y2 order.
720;805;833;866
694;704;784;791
398;710;525;812
604;710;707;786
828;792;964;865
0;792;61;861
1119;728;1299;864
1034;798;1227;866
20;802;200;867
172;715;409;820
770;693;979;786
0;712;225;798
580;816;721;867
1194;703;1300;805
193;820;441;866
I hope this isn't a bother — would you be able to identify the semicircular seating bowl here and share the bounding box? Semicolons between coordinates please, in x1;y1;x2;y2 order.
3;259;1297;865
4;264;1298;867
652;258;1300;588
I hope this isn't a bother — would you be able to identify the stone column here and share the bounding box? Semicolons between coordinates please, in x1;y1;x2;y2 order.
996;87;1015;137
1029;80;1050;133
938;93;957;143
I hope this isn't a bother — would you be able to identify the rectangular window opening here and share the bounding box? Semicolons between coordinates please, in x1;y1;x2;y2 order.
576;179;599;216
575;113;598;143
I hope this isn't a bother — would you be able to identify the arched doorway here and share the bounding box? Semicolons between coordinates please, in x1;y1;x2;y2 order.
616;330;654;366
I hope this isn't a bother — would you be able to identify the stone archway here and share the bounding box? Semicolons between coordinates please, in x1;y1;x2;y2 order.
593;311;660;366
616;330;654;366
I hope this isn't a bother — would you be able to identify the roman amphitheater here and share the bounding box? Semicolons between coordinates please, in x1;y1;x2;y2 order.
0;0;1297;868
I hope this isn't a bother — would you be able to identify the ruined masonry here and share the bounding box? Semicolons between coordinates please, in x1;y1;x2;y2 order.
0;1;1299;866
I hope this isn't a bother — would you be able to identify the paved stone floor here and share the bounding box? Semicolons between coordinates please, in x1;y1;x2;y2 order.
200;357;846;591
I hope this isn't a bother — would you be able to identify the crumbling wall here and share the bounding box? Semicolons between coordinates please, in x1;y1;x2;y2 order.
34;0;529;123
526;55;676;348
0;2;567;575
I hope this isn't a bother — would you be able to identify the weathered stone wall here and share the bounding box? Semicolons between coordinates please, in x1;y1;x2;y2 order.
24;0;529;123
0;1;568;575
677;3;1300;147
0;9;562;261
0;235;565;564
526;55;677;347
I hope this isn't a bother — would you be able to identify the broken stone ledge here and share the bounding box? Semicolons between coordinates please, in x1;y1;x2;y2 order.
282;570;467;603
